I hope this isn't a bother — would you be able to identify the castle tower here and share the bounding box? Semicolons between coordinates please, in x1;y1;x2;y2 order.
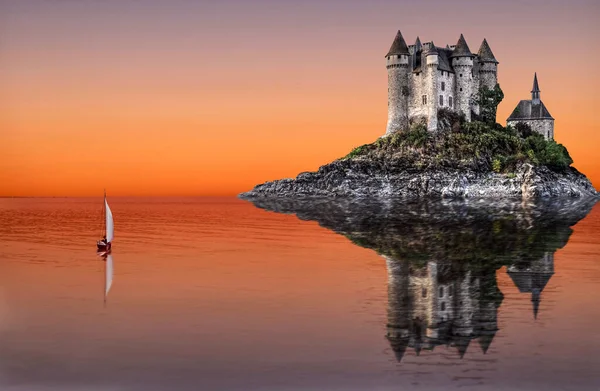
385;31;410;135
506;73;555;139
384;256;411;362
425;43;440;131
475;269;503;354
477;38;499;90
450;34;475;121
452;269;477;337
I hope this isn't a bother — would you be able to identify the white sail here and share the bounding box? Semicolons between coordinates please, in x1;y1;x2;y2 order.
105;198;114;243
105;254;113;297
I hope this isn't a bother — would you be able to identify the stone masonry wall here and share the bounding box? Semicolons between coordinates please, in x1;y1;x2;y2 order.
479;62;498;90
452;57;475;121
438;70;456;113
507;119;554;140
386;54;409;135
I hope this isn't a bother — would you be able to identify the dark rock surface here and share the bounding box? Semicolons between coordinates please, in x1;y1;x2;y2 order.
240;159;598;200
242;196;597;263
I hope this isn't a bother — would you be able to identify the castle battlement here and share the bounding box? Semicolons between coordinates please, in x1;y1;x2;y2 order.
385;31;499;135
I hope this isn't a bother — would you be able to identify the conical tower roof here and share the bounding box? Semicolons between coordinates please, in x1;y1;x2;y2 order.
478;38;498;63
454;336;471;359
450;34;474;58
531;73;540;93
478;334;496;354
387;336;409;362
386;30;410;57
426;41;438;56
414;36;422;52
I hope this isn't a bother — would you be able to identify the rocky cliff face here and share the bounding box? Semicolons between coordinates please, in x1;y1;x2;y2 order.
240;159;597;200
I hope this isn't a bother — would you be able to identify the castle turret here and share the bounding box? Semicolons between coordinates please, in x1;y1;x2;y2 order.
412;36;422;70
425;42;439;131
477;38;499;90
450;34;475;121
385;31;410;135
531;72;541;104
384;256;411;362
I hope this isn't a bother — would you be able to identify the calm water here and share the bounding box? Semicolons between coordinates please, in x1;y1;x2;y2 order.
1;196;600;391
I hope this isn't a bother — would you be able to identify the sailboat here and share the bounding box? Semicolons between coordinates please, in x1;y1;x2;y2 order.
97;190;114;252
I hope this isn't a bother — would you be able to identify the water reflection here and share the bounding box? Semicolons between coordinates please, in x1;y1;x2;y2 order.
245;197;596;361
99;252;114;304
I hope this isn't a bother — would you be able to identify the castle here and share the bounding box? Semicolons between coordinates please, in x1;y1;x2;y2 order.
385;31;499;134
384;252;555;361
385;31;555;140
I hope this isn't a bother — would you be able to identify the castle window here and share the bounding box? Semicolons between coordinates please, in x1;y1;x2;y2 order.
422;95;427;105
439;287;444;298
449;96;453;108
439;95;444;106
460;74;463;77
449;286;453;297
422;288;427;298
441;302;446;311
441;82;445;91
460;88;463;92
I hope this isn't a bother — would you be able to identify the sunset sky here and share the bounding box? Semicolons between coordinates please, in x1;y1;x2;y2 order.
1;0;599;196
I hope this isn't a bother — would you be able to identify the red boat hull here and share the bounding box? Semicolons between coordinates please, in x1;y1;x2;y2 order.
97;242;112;252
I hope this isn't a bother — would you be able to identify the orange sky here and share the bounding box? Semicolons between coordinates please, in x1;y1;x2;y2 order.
1;0;599;196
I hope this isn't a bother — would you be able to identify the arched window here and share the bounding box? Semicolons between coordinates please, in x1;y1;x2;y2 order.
441;302;446;311
422;288;427;298
439;286;444;297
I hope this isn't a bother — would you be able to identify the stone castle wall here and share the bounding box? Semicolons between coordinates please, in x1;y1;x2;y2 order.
452;56;475;121
507;119;554;140
385;55;409;135
479;62;498;90
438;70;456;113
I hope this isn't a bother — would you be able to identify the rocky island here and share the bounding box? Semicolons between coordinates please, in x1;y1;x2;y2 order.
240;32;598;201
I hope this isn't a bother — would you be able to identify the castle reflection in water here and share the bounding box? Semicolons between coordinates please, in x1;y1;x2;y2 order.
385;253;554;361
244;196;594;363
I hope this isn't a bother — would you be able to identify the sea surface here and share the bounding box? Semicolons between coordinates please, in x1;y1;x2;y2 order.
1;196;599;391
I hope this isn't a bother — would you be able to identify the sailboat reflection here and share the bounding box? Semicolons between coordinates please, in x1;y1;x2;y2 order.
244;196;595;361
99;253;114;304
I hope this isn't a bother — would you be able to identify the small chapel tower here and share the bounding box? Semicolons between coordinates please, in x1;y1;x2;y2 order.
507;73;555;140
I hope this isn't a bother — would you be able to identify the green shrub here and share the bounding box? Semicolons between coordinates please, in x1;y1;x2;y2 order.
340;119;573;172
342;144;370;160
492;158;502;173
475;84;505;125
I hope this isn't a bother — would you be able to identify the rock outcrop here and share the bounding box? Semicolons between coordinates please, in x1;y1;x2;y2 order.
240;160;597;200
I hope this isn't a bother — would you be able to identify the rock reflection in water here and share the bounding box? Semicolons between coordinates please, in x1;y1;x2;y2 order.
245;196;596;361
